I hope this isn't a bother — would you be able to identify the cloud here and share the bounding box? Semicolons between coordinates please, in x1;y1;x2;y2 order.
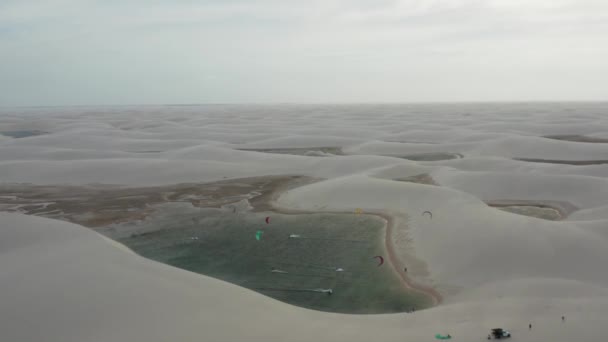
0;0;607;106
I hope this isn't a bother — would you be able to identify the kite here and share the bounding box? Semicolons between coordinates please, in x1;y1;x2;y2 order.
435;334;451;340
265;216;270;224
355;208;363;215
422;211;433;219
373;255;384;266
256;230;264;241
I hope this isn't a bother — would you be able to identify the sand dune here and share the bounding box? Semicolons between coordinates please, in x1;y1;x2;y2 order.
2;104;608;341
275;176;608;290
2;212;608;342
433;169;608;209
436;157;608;178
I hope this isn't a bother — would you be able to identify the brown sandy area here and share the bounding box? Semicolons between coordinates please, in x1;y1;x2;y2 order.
486;199;578;219
393;173;438;185
0;176;303;228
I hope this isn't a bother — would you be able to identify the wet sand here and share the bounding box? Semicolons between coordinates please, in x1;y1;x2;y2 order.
382;212;442;305
0;176;303;228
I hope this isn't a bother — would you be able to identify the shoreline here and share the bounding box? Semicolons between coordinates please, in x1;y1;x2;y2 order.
266;179;442;307
270;204;442;307
1;175;442;307
379;211;442;306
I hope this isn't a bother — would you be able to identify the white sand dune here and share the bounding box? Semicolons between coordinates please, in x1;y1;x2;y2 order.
436;157;608;178
14;133;204;152
235;135;366;149
2;212;607;342
2;104;608;341
568;206;608;221
0;145;139;160
345;140;475;155
347;135;608;161
470;136;608;160
0;155;415;185
433;169;608;209
275;176;608;290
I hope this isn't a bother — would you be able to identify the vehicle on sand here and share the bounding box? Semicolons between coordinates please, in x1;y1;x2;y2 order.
488;328;511;339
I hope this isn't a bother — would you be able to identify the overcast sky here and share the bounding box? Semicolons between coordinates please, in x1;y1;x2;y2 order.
1;0;607;106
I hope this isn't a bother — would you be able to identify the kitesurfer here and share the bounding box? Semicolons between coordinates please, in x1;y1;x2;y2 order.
373;255;384;266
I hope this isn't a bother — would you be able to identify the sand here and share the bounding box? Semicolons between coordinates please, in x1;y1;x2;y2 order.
0;176;300;228
544;135;608;143
3;103;608;341
2;212;608;342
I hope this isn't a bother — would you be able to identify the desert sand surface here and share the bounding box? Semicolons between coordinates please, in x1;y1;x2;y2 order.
544;135;608;143
2;212;608;342
2;103;608;341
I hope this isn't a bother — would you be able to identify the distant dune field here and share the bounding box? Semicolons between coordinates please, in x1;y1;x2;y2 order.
2;103;608;341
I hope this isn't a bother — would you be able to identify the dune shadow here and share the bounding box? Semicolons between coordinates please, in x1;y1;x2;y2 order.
544;135;608;143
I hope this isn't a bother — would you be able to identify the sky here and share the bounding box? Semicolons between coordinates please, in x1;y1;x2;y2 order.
0;0;607;106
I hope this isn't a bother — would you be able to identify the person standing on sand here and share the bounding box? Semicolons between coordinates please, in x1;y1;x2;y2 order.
529;323;532;330
562;316;565;322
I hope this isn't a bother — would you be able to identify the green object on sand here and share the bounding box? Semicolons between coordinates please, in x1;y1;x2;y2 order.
435;334;451;340
255;230;263;241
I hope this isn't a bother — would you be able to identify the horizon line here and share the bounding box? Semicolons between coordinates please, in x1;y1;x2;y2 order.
2;99;608;109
